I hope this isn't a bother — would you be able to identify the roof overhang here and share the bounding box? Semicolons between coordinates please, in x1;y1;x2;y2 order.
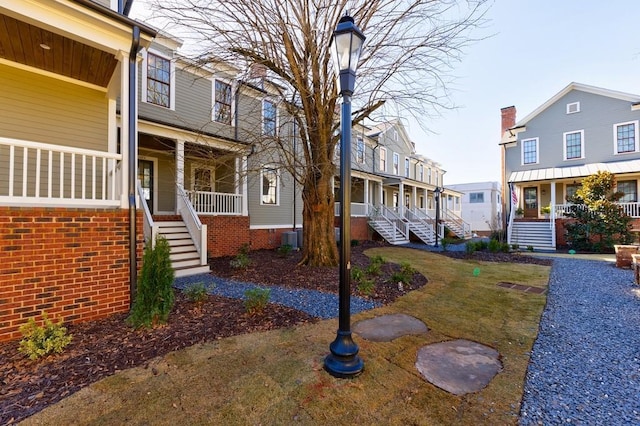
509;159;640;183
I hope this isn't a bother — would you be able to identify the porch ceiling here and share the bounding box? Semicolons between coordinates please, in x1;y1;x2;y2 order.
509;158;640;182
0;13;118;87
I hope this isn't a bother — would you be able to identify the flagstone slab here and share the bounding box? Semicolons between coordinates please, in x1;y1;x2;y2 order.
415;339;502;395
353;313;428;342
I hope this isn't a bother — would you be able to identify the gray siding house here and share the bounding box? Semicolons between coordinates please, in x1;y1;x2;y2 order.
500;82;640;249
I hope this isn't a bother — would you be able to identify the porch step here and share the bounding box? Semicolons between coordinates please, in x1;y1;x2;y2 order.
368;219;409;245
407;221;435;245
510;221;555;250
154;220;211;278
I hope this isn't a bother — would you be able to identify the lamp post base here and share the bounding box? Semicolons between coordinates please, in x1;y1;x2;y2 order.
324;330;364;378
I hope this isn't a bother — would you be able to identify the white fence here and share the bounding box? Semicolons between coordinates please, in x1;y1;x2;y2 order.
187;190;243;215
0;137;121;207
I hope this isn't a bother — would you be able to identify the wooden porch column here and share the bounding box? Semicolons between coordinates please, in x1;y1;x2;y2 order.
423;188;428;210
118;50;130;209
176;140;184;211
241;156;248;216
412;186;417;209
364;178;369;206
398;181;404;215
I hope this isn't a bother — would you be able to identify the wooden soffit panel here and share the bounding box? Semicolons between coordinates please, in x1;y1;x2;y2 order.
0;13;117;87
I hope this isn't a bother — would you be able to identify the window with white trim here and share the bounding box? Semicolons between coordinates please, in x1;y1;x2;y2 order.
213;80;232;124
617;180;637;202
469;192;484;203
563;130;584;160
565;183;580;201
260;166;279;205
144;51;173;109
263;99;277;136
614;121;638;154
427;168;432;184
566;102;580;114
379;147;387;172
356;137;365;163
404;158;410;177
393;153;399;175
418;164;424;181
193;167;214;192
521;138;539;165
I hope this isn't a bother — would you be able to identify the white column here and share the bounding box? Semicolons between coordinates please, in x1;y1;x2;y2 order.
379;182;384;207
364;178;369;207
241;155;248;216
118;51;129;209
176;140;184;213
423;188;428;210
412;186;417;209
398;181;404;215
550;180;556;217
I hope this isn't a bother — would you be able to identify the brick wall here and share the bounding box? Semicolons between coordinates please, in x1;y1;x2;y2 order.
0;208;141;342
334;216;370;242
200;216;251;257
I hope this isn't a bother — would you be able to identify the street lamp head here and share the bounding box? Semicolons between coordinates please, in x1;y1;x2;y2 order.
331;14;366;96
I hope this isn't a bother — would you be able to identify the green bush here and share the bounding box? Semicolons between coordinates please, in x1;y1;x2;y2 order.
128;235;175;329
500;242;511;253
366;261;382;276
184;282;214;304
488;238;501;253
400;261;414;275
527;245;534;252
350;239;360;247
357;278;375;296
440;237;450;251
244;287;271;315
277;244;293;257
230;248;252;269
370;255;386;265
390;262;414;285
351;266;365;282
465;241;477;254
477;240;489;251
511;244;520;251
18;313;72;360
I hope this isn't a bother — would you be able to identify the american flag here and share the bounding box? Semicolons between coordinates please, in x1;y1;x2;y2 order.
510;183;518;207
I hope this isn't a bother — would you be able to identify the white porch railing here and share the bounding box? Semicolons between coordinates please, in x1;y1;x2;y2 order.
376;204;409;240
442;209;472;238
0;136;122;207
137;180;156;247
186;190;243;215
177;185;207;265
334;202;369;217
554;202;640;218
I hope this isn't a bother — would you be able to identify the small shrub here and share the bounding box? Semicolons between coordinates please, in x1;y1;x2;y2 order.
440;237;451;251
366;261;382;276
488;238;501;253
277;244;293;257
390;262;414;285
244;287;271;315
511;244;520;251
466;241;477;254
357;278;375;296
350;239;359;247
370;255;386;265
128;235;175;329
18;313;72;360
500;242;511;253
527;245;534;252
230;253;250;269
351;266;365;282
184;282;214;304
400;261;414;275
477;240;489;251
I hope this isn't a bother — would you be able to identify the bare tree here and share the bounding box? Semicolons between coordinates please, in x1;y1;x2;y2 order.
145;0;489;266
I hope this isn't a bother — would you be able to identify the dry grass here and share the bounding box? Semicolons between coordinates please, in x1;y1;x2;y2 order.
22;248;550;425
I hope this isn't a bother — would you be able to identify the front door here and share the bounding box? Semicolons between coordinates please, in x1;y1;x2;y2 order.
138;160;154;214
524;187;538;218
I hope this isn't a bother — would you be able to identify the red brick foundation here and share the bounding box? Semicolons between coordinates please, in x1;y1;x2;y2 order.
334;216;370;242
0;207;141;342
199;216;251;257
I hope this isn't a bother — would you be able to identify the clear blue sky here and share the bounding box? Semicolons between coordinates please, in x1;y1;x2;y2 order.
132;1;640;186
408;0;640;185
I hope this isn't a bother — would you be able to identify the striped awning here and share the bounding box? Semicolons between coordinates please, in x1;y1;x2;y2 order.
509;159;640;182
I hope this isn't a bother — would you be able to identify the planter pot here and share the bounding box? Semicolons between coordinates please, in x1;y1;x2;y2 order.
614;244;639;269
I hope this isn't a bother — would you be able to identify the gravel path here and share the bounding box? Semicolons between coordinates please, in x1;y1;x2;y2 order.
520;258;640;425
174;274;379;319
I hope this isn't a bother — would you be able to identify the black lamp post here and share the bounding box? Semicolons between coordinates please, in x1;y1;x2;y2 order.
434;187;443;247
324;14;366;379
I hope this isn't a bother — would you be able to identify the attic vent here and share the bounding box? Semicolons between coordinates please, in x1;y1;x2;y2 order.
567;102;580;114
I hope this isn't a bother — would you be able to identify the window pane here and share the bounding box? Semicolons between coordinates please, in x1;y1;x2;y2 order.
147;53;170;108
618;180;637;202
617;123;635;153
263;100;277;136
262;168;278;204
565;132;581;159
523;139;537;164
470;192;484;203
214;81;232;124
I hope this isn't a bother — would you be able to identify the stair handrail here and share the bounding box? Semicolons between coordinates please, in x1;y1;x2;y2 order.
405;207;436;243
442;209;471;238
176;184;207;265
378;204;409;240
137;180;156;247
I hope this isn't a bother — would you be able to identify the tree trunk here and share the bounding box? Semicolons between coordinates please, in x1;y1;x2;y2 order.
299;165;339;267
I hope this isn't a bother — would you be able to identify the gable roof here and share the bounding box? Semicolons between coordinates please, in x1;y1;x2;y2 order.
513;82;640;128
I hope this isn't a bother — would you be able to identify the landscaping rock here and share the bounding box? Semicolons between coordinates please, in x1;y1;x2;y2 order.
353;314;428;342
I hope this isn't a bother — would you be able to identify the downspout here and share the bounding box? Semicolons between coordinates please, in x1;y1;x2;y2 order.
129;26;141;305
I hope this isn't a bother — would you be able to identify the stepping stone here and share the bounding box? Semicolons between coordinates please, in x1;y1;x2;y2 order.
353;314;428;342
415;339;502;395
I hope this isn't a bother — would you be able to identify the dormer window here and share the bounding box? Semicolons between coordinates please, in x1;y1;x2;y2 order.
566;102;580;114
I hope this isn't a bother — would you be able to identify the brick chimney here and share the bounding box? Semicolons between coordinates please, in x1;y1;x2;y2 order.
501;106;516;135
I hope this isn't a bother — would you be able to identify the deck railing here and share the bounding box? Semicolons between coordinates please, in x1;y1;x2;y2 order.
186;190;243;215
554;202;640;218
0;136;121;207
334;202;369;217
177;185;207;265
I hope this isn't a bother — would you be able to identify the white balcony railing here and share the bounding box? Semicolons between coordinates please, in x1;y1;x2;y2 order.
334;202;369;217
0;137;122;207
187;190;243;215
554;202;640;218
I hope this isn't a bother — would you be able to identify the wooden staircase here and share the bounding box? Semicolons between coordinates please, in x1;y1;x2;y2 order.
368;217;410;245
509;221;555;250
155;221;211;277
404;208;435;245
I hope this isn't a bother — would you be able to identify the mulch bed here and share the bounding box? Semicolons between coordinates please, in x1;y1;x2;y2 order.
0;241;550;424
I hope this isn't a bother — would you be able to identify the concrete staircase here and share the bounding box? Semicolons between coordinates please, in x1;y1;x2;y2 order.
509;221;555;250
155;221;211;277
